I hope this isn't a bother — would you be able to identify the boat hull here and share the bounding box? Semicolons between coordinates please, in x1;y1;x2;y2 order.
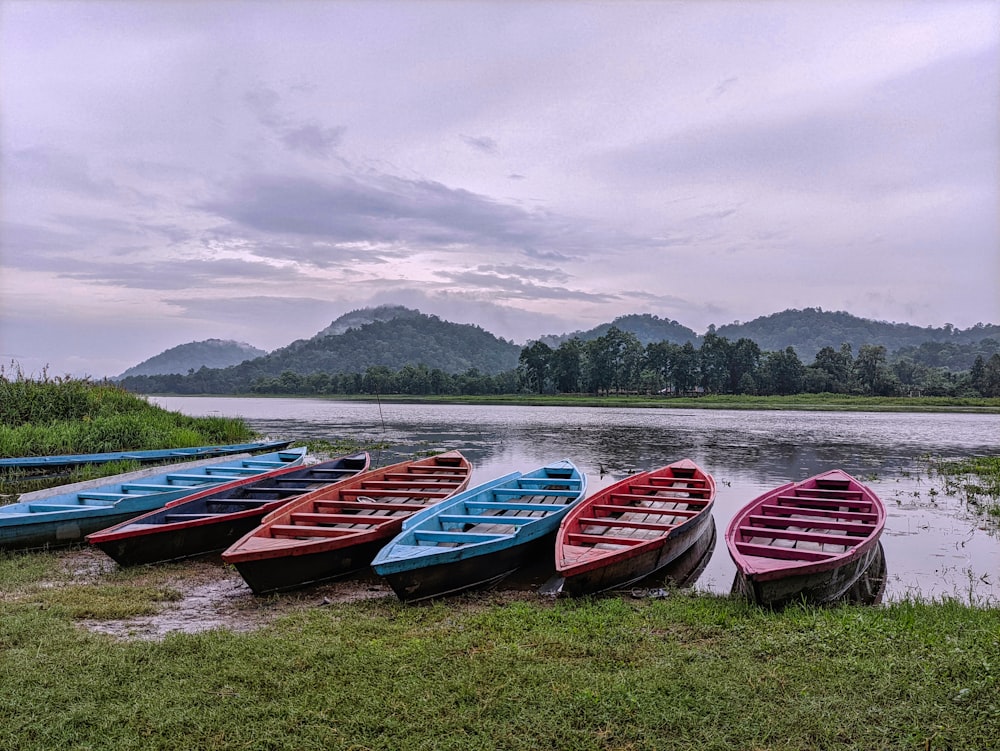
732;539;885;608
1;449;306;551
725;469;886;608
561;508;714;596
381;531;557;603
222;451;473;594
88;454;369;566
230;537;387;595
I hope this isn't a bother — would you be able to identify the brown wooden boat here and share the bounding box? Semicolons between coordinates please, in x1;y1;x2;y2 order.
552;459;715;596
725;469;886;607
221;451;472;594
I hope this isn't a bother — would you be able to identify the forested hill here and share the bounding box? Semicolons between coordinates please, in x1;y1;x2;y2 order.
539;313;700;347
115;339;266;379
117;310;521;393
715;309;1000;362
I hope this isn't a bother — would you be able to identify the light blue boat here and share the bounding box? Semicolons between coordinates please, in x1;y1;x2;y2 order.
372;460;585;601
0;447;307;550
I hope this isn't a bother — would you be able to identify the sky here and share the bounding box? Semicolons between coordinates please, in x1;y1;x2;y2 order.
1;0;998;380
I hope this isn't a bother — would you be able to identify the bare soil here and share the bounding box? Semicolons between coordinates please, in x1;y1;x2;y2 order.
59;547;396;641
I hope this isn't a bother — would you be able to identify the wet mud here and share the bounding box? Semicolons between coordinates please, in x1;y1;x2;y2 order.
59;548;395;641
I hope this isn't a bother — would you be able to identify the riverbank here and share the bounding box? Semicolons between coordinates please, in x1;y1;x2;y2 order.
210;392;1000;413
1;546;996;750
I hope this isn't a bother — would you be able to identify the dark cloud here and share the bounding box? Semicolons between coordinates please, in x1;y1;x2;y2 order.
461;134;498;154
280;124;346;158
244;83;345;159
198;172;584;253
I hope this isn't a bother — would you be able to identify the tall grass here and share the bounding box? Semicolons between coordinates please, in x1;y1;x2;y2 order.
0;366;255;459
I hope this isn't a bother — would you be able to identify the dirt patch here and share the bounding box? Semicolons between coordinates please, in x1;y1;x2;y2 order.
56;548;395;641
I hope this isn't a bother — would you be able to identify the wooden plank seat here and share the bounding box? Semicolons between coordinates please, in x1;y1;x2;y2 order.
120;483;184;492
205;500;273;509
736;526;859;547
270;525;356;538
339;488;454;500
467;501;569;513
790;488;863;500
28;503;102;512
237;487;312;497
76;493;129;503
734;541;838;562
623;483;711;496
164;473;241;483
383;470;469;479
490;488;579;498
773;495;872;511
566;532;645;547
577;516;679;531
289;512;398;525
358;479;462;489
590;503;701;518
314;499;425;513
438;514;535;526
746;514;875;535
413;530;509;544
608;491;709;504
759;503;879;523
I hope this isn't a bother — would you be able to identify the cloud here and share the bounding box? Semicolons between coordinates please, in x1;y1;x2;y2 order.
198;171;594;254
461;134;499;154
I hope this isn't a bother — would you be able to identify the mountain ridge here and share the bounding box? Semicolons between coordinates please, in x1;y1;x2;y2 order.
116;306;1000;379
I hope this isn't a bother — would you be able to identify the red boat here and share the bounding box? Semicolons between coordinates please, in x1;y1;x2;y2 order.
222;451;472;594
553;459;715;596
725;469;886;607
87;452;369;566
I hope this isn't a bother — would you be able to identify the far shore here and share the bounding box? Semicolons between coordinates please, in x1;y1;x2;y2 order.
145;392;1000;414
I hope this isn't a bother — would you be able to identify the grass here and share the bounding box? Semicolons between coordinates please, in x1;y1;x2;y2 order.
931;456;1000;520
0;550;997;750
0;373;261;497
314;392;1000;414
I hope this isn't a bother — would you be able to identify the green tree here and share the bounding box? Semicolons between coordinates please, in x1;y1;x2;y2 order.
759;347;805;395
518;341;552;394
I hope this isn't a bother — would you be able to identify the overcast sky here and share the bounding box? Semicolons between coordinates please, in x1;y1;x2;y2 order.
2;0;998;379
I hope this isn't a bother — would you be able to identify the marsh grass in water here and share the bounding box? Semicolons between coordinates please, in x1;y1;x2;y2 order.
1;550;998;751
932;456;1000;519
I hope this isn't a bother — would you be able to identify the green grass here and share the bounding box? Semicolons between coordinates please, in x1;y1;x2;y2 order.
0;551;997;750
0;373;262;496
316;392;1000;413
932;456;1000;519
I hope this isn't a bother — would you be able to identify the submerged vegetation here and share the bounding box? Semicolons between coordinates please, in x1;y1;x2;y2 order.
0;550;998;750
932;455;1000;519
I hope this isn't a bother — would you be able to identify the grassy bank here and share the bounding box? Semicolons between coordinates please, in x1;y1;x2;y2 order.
0;550;997;750
304;392;1000;413
0;374;256;458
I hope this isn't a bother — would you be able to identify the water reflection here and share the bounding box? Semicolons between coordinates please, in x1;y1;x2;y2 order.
152;397;1000;605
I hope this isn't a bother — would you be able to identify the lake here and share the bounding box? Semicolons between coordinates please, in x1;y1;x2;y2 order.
152;396;1000;605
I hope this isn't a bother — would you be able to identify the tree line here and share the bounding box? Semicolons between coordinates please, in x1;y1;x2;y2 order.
119;327;1000;398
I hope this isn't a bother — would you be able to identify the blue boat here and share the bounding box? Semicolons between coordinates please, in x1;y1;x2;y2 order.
87;452;370;566
0;439;294;472
0;447;307;551
371;460;586;602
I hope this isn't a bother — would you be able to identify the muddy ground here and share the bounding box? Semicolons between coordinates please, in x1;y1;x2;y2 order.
52;548;581;641
59;547;406;641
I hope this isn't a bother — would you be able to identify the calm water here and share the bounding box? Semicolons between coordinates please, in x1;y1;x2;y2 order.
153;396;1000;605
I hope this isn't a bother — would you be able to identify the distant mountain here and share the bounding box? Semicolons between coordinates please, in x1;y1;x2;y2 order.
115;339;266;379
538;313;700;348
715;308;1000;362
117;307;522;393
313;305;422;338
